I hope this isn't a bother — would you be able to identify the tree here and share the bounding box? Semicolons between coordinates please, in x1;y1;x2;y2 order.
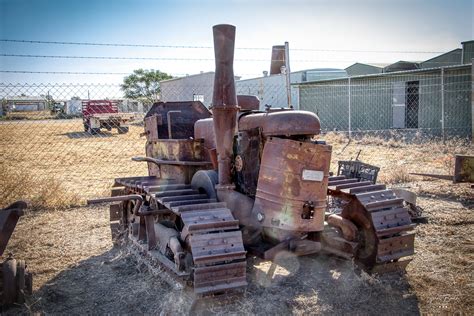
121;69;172;104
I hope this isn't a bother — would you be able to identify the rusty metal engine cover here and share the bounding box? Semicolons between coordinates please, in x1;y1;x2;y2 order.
252;137;332;236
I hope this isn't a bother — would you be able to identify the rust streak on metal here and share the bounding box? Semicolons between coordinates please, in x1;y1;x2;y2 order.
212;24;239;188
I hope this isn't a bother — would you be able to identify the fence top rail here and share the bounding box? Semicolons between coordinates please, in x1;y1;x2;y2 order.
294;63;472;87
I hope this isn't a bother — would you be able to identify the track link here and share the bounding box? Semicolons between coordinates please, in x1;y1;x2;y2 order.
325;176;415;272
113;176;247;295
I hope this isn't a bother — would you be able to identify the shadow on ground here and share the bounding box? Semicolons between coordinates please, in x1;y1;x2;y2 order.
13;248;419;315
59;131;116;139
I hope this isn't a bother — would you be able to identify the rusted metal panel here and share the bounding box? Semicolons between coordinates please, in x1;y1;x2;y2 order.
144;114;161;142
194;261;247;295
194;118;216;152
144;101;211;140
454;154;474;183
149;139;206;162
233;127;262;197
181;208;239;233
252;137;332;238
237;95;260;111
190;230;246;265
0;201;27;256
377;233;415;262
109;203;122;221
146;139;212;183
239;110;321;137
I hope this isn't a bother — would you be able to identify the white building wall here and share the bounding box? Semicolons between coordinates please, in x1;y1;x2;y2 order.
66;99;82;115
160;72;215;107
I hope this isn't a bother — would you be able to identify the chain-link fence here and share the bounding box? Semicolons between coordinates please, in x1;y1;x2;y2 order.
1;71;473;210
298;64;472;139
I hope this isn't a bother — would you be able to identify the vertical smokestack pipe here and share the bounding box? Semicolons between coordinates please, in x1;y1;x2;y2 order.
212;24;239;188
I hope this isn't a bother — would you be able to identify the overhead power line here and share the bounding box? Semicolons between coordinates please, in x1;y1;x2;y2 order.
0;70;129;75
0;39;445;54
0;53;459;64
0;70;262;77
0;53;217;61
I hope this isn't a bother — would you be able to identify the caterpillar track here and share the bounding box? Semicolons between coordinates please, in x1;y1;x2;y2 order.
110;176;247;296
87;24;418;298
325;175;416;273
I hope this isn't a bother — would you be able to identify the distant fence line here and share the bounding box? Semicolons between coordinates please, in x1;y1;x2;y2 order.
1;75;472;139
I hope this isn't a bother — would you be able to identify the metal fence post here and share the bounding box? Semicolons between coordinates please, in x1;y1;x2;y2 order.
348;77;352;138
472;59;474;142
284;41;292;109
441;67;445;143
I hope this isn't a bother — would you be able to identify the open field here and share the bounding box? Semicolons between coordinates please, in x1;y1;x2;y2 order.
1;119;473;314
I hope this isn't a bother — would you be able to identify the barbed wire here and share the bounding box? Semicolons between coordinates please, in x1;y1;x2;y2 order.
0;70;262;77
0;39;445;54
1;53;464;65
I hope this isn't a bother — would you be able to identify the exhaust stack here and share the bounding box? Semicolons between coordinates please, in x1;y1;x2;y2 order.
269;45;286;75
212;24;239;188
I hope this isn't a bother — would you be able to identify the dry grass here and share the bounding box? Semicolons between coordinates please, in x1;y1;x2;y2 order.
323;132;473;188
0;164;80;210
1;120;473;314
382;166;413;184
2;110;57;121
0;118;147;208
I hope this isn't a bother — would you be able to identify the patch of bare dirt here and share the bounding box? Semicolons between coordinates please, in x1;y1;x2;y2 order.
4;191;473;314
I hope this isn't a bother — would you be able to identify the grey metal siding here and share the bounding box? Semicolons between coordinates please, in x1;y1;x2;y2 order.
298;65;472;137
443;67;471;136
299;79;349;131
160;73;214;107
462;42;474;64
346;63;383;76
420;49;462;69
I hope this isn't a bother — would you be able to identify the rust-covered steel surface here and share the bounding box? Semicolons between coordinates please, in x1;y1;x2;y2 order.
454;154;474;183
144;139;212;183
87;23;419;299
239;110;321;137
109;175;248;295
0;201;33;306
0;201;27;256
144;101;211;140
270;45;286;75
326;176;415;271
211;24;239;188
252;137;332;242
194;118;216;152
237;95;260;111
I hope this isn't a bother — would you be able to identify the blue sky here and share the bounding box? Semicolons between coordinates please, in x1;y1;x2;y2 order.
0;0;472;83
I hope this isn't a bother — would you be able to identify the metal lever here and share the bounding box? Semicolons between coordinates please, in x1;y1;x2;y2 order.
167;110;181;139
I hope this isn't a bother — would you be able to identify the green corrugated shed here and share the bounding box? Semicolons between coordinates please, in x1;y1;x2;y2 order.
345;63;383;76
420;49;462;69
462;41;474;64
296;64;472;138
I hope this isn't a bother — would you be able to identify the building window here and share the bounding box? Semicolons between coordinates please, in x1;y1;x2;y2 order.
405;81;419;129
193;94;204;102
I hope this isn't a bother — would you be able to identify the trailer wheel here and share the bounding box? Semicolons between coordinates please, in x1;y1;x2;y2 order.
117;126;129;134
89;127;100;135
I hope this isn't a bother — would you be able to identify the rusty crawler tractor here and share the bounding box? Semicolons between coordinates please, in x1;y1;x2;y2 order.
0;201;32;306
89;24;416;295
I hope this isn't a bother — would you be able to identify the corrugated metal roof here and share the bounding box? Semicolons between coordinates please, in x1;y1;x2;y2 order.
160;71;215;83
294;63;472;86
